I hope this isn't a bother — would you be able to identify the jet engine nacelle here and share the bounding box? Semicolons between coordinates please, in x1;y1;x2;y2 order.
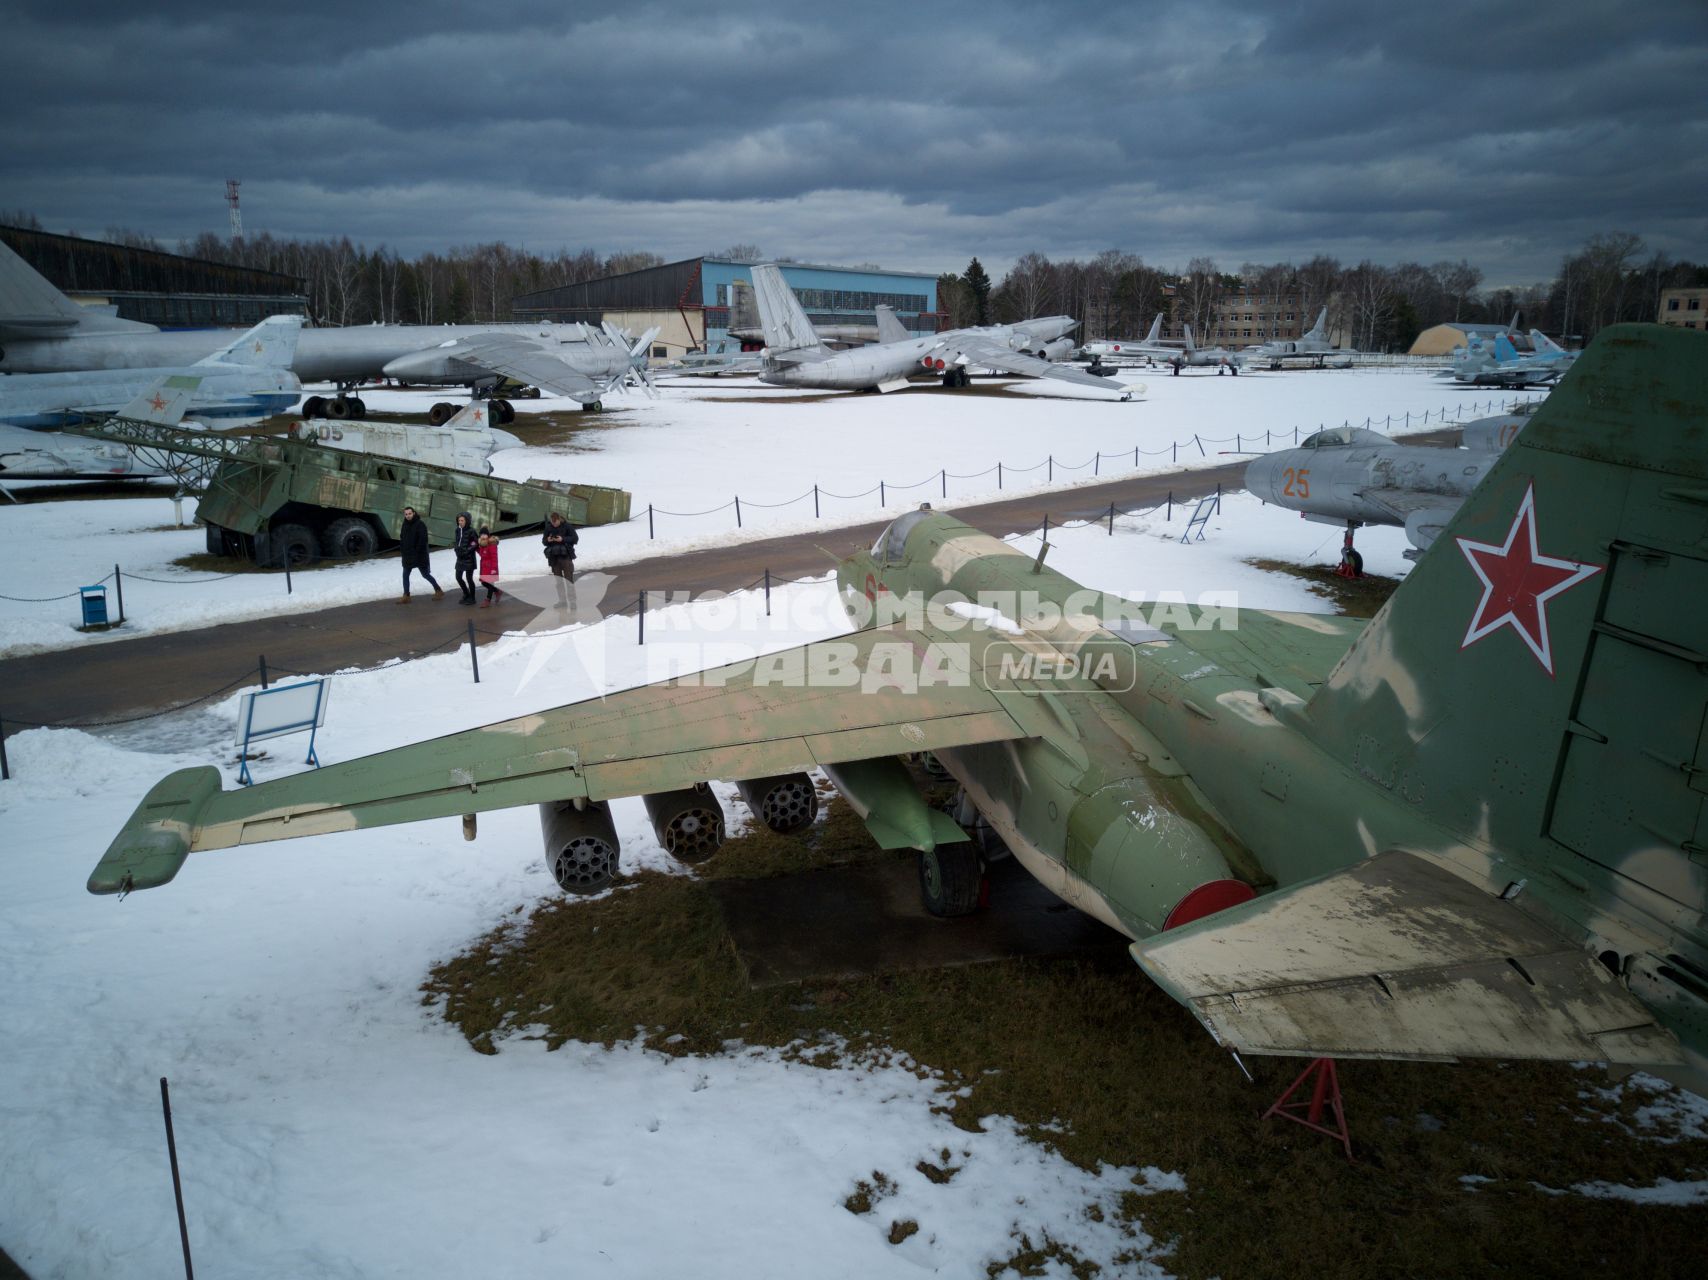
1067;776;1255;936
1038;337;1075;362
539;799;621;894
735;773;819;835
642;785;726;863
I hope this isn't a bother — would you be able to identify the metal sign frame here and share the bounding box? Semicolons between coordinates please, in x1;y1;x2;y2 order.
236;678;329;785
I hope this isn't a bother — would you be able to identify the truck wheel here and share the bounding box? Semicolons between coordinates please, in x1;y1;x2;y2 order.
918;844;981;917
204;522;224;555
268;523;320;568
322;516;378;559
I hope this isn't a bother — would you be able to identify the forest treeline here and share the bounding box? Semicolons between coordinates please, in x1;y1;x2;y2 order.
4;211;1700;349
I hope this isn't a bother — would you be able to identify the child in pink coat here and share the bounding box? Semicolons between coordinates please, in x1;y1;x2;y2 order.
477;528;504;607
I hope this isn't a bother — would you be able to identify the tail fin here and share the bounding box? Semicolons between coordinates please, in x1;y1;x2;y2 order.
873;304;910;345
1493;332;1520;362
1303;324;1708;913
1145;313;1163;343
1182;323;1197;354
750;264;824;354
1530;329;1567;356
196;315;302;369
114;374;199;424
0;239;153;337
1304;307;1327;340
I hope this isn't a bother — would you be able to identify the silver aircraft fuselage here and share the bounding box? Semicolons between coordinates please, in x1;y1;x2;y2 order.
0;323;591;384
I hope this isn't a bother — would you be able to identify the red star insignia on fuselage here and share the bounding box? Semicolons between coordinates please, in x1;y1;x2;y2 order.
148;394;168;412
473;409;483;423
1456;483;1601;675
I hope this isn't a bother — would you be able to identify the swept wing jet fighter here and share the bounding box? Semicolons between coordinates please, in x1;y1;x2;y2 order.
1244;309;1352;369
751;265;1127;398
1450;332;1570;388
1244;402;1541;567
0;314;302;430
0;373;201;488
90;325;1708;1099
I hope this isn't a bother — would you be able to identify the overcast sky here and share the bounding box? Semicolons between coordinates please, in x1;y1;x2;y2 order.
3;0;1704;286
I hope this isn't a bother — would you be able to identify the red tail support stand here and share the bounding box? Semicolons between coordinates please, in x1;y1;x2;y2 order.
1263;1057;1353;1160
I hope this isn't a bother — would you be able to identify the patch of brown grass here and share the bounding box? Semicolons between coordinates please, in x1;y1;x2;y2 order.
423;808;1708;1280
1247;557;1402;618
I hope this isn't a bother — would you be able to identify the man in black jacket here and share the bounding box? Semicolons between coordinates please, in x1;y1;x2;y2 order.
542;511;578;603
398;506;443;602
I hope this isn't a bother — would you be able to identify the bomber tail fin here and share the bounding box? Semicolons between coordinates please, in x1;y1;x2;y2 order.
1303;324;1708;923
750;264;825;355
1182;323;1197;354
0;238;155;338
873;304;910;345
1303;307;1327;340
196;314;302;369
1145;313;1163;343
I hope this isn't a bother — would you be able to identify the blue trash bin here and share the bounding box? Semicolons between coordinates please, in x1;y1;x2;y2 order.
79;585;109;628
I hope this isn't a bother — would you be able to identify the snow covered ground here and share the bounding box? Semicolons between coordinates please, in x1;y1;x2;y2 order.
0;365;1538;656
11;364;1688;1279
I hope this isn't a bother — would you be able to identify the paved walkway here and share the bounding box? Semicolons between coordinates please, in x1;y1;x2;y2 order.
0;435;1452;736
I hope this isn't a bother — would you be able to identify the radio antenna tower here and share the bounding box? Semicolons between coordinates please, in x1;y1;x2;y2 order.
225;178;243;242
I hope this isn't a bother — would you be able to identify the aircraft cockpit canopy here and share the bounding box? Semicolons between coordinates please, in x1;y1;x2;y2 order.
873;504;937;564
1298;426;1391;449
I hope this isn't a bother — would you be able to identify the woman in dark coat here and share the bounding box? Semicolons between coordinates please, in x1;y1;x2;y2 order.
451;511;479;605
398;505;442;602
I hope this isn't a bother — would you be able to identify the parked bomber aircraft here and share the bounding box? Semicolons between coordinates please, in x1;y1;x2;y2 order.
0;314;301;430
89;325;1708;1099
1080;314;1168;363
382;323;661;411
1244;309;1352;370
665;341;764;377
0;240;602;417
1244;402;1543;567
750;264;1128;398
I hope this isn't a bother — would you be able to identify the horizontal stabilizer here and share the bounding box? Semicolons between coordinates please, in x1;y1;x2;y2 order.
1132;850;1683;1067
114;375;200;425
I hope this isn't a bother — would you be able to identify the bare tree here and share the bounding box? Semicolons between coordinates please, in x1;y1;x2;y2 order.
1178;257;1221;341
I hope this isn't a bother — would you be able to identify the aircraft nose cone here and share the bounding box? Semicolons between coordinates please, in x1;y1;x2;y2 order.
382;352;433;380
1244;452;1283;501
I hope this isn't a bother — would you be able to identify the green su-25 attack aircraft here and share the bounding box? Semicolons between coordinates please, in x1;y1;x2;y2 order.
91;325;1707;1096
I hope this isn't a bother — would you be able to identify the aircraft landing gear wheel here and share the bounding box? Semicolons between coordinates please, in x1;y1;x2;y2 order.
919;844;982;917
1338;547;1364;579
348;396;367;419
301;395;327;418
583;400;603;412
491;398;514;424
428;401;456;426
326;397;352;420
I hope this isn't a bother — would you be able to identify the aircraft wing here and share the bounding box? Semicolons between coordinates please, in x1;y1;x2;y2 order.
88;624;1043;894
1352;485;1458;524
437;334;611;401
1131;849;1683;1067
948;337;1132;396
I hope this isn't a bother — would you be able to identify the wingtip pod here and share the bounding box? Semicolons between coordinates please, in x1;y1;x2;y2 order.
87;766;224;895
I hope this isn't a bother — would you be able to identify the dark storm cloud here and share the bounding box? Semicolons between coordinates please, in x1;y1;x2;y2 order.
2;0;1704;281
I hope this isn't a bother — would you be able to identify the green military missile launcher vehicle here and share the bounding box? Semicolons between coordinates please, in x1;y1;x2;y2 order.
64;417;631;566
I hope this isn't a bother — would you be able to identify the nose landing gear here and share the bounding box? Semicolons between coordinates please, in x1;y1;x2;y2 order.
1336;523;1365;579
